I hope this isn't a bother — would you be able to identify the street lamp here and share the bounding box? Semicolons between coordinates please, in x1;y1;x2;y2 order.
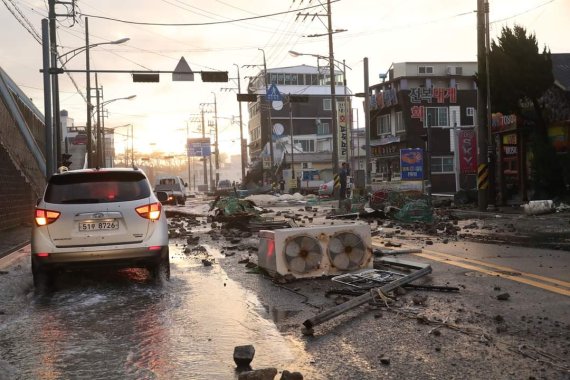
94;94;136;166
58;38;130;66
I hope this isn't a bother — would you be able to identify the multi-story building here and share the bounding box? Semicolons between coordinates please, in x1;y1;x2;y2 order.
246;64;350;184
368;61;478;193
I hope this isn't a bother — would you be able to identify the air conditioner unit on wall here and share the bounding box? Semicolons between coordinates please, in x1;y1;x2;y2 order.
257;224;373;279
446;66;456;75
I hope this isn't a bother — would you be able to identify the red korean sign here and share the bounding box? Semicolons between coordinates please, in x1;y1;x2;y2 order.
458;130;477;174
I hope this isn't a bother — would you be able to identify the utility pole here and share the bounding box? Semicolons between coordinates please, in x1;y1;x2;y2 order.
426;115;433;203
476;0;489;211
233;64;246;181
95;73;102;167
186;121;191;188
48;0;61;168
41;18;53;177
288;95;295;180
363;57;371;187
327;0;340;180
200;107;208;190
212;92;219;187
85;17;93;168
485;0;496;208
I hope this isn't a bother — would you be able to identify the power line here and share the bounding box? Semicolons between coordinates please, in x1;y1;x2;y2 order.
78;1;340;26
490;0;555;24
1;0;42;43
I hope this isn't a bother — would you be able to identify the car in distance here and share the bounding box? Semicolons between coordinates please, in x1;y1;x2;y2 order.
318;180;335;197
215;179;234;196
31;168;170;289
154;176;187;205
72;133;88;145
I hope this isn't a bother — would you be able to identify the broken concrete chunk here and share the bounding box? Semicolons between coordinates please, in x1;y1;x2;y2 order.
201;259;213;267
280;370;304;380
233;344;255;367
496;292;510;301
238;367;277;380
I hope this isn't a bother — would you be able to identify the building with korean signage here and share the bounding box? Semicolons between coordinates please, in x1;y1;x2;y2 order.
246;65;350;184
368;61;478;193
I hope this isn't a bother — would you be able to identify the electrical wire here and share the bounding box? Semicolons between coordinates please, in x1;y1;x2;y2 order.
77;1;340;26
1;0;42;43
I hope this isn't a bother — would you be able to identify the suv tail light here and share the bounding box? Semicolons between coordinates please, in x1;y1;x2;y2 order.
136;202;162;220
35;209;61;226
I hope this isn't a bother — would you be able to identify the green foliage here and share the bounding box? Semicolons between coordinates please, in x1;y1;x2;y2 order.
489;25;553;120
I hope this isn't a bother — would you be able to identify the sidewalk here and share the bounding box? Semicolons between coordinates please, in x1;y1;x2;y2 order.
0;224;31;260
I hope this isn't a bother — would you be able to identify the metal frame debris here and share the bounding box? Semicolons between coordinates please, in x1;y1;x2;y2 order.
302;257;432;334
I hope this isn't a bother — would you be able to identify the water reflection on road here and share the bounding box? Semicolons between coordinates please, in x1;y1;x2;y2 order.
0;242;304;380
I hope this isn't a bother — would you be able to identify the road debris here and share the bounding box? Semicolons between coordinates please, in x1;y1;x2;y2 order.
234;344;255;367
302;257;432;334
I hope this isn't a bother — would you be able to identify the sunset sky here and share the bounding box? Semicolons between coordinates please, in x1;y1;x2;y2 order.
1;0;568;156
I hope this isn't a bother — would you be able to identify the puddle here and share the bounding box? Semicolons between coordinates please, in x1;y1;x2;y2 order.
0;242;315;379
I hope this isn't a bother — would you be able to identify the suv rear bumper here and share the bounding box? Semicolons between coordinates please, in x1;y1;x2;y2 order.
32;246;169;271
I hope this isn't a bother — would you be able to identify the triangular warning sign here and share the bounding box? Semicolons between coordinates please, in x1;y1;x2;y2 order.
173;57;194;81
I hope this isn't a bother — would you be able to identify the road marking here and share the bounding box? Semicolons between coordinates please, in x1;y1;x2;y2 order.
373;239;570;296
414;252;570;297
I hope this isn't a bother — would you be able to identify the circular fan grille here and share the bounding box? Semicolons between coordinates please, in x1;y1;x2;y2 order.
284;235;323;274
328;232;366;270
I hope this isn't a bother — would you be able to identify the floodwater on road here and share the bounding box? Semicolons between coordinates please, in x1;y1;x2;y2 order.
0;241;311;380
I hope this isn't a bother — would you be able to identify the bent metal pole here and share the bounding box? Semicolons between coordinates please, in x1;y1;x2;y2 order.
302;258;431;333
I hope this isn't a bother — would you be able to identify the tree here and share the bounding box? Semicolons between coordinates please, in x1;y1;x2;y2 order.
489;25;554;131
488;25;562;199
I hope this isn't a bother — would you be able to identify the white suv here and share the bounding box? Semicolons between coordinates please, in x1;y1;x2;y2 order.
31;168;170;289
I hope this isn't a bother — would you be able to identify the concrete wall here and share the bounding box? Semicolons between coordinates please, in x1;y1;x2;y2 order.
0;143;35;230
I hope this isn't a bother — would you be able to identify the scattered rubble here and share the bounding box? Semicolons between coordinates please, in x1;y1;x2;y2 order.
234;344;255;367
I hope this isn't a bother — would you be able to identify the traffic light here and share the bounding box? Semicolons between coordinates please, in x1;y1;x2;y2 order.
61;153;72;168
132;73;160;82
201;71;229;82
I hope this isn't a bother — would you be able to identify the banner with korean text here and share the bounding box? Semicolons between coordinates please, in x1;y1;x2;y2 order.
336;100;350;164
458;130;477;174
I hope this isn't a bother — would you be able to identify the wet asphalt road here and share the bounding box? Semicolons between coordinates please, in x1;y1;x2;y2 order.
1;195;569;379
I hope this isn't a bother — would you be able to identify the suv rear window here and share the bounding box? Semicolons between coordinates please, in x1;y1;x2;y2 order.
45;171;151;204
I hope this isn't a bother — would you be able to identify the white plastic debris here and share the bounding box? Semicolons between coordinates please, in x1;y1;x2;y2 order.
523;200;555;216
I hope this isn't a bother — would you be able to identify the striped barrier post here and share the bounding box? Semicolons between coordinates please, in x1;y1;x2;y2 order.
477;163;489;190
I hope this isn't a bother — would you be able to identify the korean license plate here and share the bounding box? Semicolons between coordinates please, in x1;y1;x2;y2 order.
79;220;118;231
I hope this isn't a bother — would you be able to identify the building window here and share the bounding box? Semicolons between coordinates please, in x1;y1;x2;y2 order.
395;111;404;132
431;156;454;174
377;114;391;135
425;107;449;127
323;98;332;111
251;126;261;142
277;73;285;85
418;66;433;75
270;73;278;84
317;122;330;135
294;139;315;152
